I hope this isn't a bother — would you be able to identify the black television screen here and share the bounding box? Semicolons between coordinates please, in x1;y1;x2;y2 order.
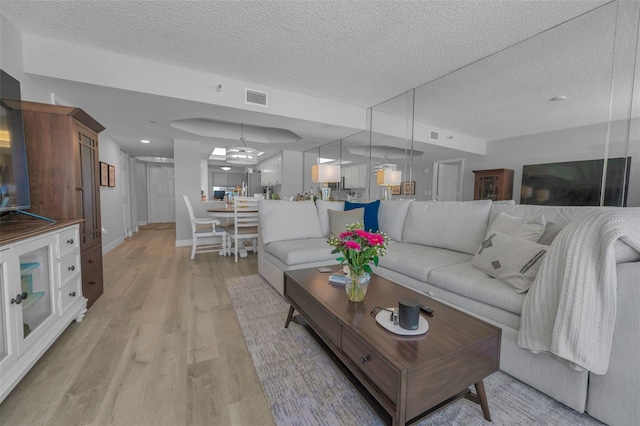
521;157;631;206
0;69;30;212
213;190;225;200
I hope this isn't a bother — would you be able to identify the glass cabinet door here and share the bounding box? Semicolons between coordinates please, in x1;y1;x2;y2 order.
14;235;57;356
0;249;13;368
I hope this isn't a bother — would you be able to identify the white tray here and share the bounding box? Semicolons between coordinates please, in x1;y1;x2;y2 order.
375;309;429;336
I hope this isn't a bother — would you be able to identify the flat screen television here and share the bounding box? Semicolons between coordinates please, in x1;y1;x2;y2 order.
0;69;30;212
521;157;631;206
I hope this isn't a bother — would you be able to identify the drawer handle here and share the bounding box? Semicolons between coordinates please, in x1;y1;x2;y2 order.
88;259;96;264
11;292;29;305
89;280;97;285
360;355;370;365
68;265;76;271
67;239;74;244
69;291;76;297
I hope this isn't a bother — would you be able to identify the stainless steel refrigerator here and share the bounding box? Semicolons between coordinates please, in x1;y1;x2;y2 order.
245;170;263;197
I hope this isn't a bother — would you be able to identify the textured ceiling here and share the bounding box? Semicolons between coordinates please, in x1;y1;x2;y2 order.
2;0;610;107
3;0;635;162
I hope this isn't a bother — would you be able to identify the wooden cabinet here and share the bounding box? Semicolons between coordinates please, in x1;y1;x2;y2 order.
0;222;87;402
473;168;514;201
21;101;105;308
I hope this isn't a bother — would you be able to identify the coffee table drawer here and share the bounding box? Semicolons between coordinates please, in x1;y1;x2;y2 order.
341;326;399;405
286;281;339;346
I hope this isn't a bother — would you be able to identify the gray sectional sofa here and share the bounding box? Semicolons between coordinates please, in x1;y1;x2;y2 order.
257;199;640;426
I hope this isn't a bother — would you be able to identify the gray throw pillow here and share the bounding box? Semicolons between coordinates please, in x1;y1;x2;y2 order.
328;208;364;237
471;232;549;293
486;212;546;242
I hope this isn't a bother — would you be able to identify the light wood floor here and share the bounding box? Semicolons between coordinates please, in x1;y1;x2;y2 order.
0;229;274;426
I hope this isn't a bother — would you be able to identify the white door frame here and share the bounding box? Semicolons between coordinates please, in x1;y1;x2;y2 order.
432;158;465;201
147;164;176;223
120;150;132;238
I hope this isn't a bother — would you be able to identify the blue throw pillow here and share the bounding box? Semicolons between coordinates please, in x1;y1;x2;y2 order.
345;200;380;232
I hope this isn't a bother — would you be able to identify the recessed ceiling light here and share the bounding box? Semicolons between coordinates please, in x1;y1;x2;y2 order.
141;139;150;144
550;96;567;102
221;166;231;171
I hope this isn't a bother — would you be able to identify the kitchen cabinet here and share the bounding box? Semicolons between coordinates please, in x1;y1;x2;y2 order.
473;168;514;201
0;222;86;402
342;164;367;189
259;153;282;186
21;101;105;308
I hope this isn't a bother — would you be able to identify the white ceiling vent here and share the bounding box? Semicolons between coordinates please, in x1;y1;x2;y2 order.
430;130;439;141
245;88;268;107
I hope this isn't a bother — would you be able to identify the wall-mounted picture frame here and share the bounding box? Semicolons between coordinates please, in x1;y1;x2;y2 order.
391;185;401;195
402;181;415;195
108;164;116;187
99;162;109;186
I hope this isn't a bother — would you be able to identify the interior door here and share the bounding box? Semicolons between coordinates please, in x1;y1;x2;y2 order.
148;164;176;223
433;160;464;201
120;150;132;237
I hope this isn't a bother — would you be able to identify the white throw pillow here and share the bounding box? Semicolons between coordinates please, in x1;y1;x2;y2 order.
316;200;345;237
402;200;493;255
258;200;324;244
486;212;546;242
378;200;412;242
471;232;549;293
328;208;364;237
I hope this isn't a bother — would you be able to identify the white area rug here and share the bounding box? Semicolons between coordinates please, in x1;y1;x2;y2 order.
226;275;602;426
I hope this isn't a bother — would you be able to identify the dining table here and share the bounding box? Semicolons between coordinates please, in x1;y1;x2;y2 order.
207;205;260;257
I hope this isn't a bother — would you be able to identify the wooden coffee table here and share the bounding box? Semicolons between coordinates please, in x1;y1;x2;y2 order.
284;268;501;426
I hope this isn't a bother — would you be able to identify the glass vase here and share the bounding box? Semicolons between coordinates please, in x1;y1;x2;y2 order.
345;271;370;302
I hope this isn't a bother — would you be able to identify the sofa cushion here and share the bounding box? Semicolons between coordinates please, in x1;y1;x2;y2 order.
378;242;471;283
378;200;412;241
471;232;548;293
486;212;546;242
402;200;492;255
345;200;380;232
259;200;323;244
538;221;564;245
428;262;527;316
328;208;364;237
316;200;345;237
264;238;336;266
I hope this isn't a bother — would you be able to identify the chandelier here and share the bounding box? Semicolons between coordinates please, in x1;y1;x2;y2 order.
225;123;259;165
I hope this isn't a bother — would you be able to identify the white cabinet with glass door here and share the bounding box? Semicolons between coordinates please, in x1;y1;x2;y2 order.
0;223;87;403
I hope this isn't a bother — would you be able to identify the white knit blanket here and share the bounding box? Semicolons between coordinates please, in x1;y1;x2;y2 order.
518;208;640;375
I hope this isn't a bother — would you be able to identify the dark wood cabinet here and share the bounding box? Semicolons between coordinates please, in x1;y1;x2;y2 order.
21;101;105;308
473;168;514;201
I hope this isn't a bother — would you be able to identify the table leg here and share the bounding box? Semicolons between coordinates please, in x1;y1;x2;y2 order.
284;305;295;328
475;380;491;421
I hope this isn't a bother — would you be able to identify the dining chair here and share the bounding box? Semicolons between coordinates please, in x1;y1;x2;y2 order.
226;196;260;262
182;195;227;259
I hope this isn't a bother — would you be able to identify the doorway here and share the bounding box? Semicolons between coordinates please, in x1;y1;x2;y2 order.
148;164;176;223
432;159;465;201
120;150;132;238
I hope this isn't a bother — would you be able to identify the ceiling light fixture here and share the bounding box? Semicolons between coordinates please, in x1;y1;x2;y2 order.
141;139;150;144
225;123;259;165
220;166;231;171
550;96;567;102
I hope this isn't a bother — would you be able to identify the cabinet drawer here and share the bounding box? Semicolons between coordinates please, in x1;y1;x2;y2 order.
341;326;399;404
286;280;339;346
58;253;81;287
60;279;82;316
57;228;79;259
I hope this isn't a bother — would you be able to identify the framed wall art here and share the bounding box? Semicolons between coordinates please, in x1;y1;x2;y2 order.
100;162;109;186
108;164;116;187
391;185;401;195
402;181;415;195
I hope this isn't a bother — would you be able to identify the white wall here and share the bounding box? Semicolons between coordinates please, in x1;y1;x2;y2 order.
99;134;127;254
174;139;203;245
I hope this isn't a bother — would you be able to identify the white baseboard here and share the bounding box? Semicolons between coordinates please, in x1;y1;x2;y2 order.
175;236;222;248
138;220;148;226
176;239;192;247
103;236;125;255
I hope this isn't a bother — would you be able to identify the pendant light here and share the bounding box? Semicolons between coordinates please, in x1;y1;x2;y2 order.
225;123;259;165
